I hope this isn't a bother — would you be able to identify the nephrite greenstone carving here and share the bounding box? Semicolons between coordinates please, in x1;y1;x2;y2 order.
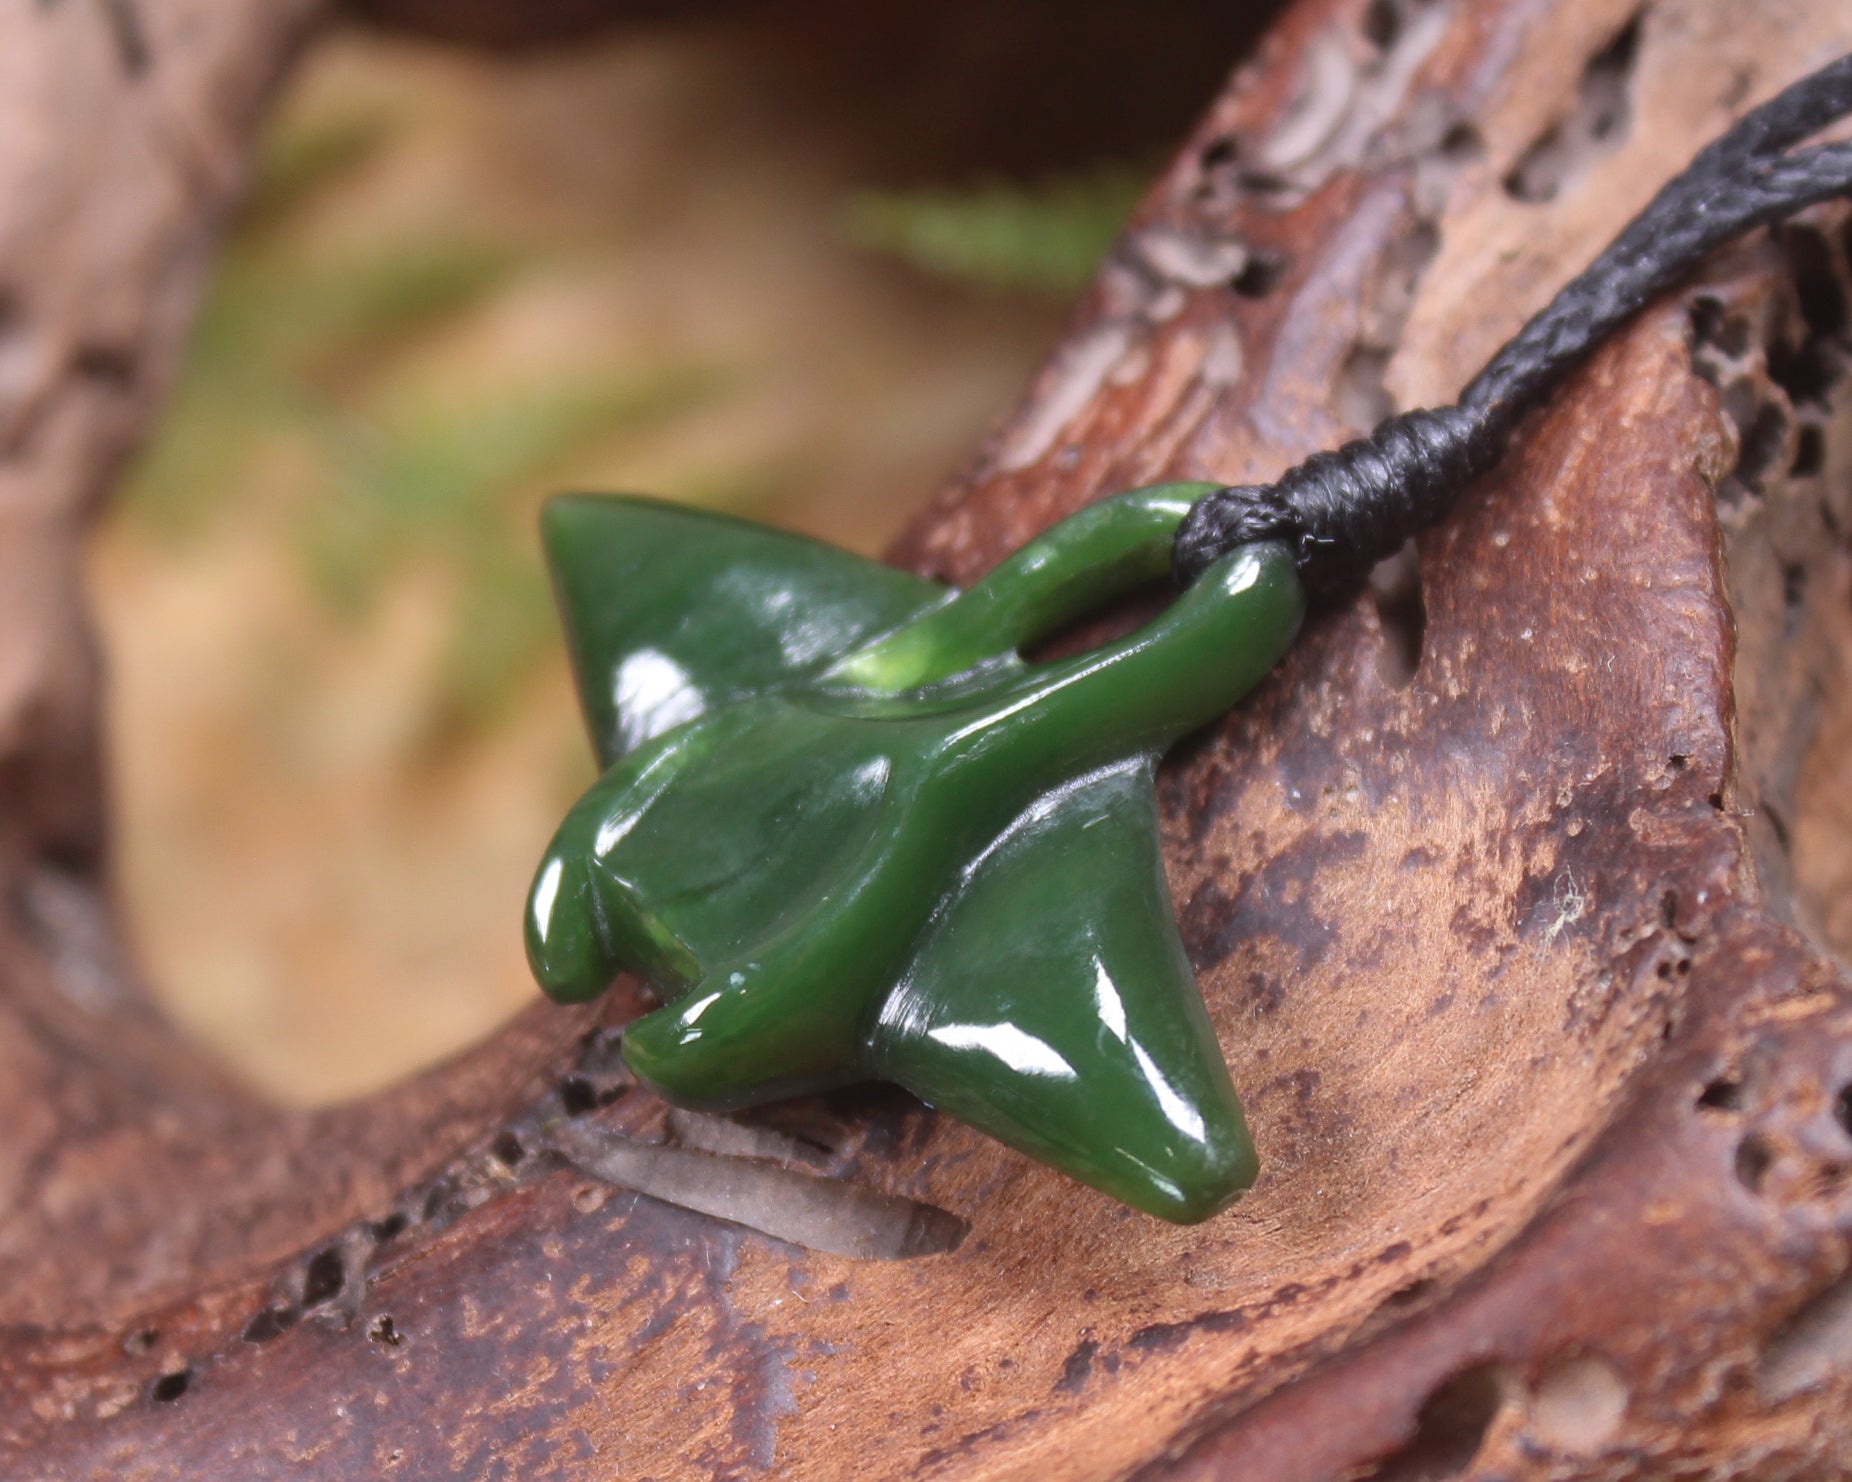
525;485;1304;1222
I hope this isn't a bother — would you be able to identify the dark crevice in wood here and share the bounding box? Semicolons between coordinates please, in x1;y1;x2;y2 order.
94;0;150;78
1697;1076;1744;1112
148;1368;189;1405
1230;253;1287;298
1736;1132;1775;1194
1502;13;1641;204
1356;1364;1508;1481
1760;1267;1852;1402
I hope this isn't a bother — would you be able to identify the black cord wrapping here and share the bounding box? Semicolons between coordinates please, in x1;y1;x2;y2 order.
1173;53;1852;597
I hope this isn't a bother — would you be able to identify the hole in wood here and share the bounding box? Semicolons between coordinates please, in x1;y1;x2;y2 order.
1697;1078;1743;1113
241;1307;297;1344
149;1369;190;1405
1230;252;1287;298
1361;0;1401;50
1361;1363;1509;1481
368;1314;405;1347
1735;1132;1774;1194
1502;14;1641;203
301;1248;345;1308
1792;423;1825;477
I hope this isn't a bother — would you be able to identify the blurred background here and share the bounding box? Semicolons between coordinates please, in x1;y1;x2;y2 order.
89;2;1268;1103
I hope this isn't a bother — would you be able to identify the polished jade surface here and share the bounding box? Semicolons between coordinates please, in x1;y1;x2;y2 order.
527;485;1305;1222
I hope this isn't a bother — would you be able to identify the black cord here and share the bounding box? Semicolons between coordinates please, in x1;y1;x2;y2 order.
1173;53;1852;596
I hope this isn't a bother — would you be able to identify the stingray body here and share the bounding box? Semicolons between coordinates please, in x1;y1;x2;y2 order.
525;486;1303;1222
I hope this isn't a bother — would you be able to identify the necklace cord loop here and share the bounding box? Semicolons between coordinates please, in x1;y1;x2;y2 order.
1173;52;1852;596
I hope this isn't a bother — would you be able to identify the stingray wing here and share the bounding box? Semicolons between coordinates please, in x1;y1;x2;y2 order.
542;494;948;767
869;760;1257;1223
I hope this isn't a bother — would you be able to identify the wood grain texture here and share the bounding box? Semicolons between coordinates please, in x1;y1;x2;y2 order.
4;0;1852;1477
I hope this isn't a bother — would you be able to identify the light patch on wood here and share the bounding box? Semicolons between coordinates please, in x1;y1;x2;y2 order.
996;321;1133;470
548;1121;967;1260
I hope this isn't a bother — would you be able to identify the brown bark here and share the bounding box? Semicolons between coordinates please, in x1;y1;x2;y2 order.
4;0;1852;1478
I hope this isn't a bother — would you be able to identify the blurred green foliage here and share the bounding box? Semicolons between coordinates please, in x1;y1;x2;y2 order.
840;168;1144;293
123;106;729;743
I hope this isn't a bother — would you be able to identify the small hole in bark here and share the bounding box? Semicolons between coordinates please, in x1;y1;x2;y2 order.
1768;337;1841;408
1736;1132;1774;1193
1732;400;1792;491
123;1327;159;1355
1689;296;1750;361
1698;1078;1743;1112
1230;253;1286;298
242;1307;298;1344
1502;15;1640;203
368;1314;405;1347
560;1077;598;1116
302;1248;345;1308
1709;792;1725;811
1834;1086;1852;1141
492;1129;526;1166
1361;1363;1508;1480
1791;424;1825;477
150;1369;190;1404
1667;753;1689;773
1361;0;1400;49
1782;223;1850;341
1438;123;1484;164
1783;563;1807;630
1195;135;1243;200
371;1212;408;1243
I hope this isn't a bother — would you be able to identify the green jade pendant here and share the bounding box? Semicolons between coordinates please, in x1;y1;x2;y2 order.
525;485;1305;1222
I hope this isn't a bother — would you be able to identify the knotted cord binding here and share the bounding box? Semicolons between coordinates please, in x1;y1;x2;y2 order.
1173;54;1852;596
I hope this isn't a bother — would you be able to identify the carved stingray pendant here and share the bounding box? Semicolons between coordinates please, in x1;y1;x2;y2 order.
525;486;1305;1222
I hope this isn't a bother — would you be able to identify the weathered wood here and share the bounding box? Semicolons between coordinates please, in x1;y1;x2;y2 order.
3;0;1852;1477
